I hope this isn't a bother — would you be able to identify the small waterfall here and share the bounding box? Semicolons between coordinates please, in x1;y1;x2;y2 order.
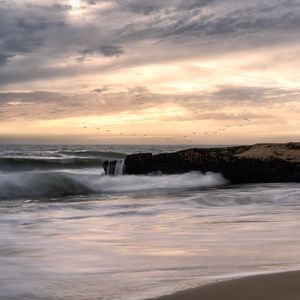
103;159;125;176
115;159;125;176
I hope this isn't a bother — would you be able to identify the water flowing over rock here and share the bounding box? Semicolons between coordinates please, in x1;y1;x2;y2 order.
104;143;300;183
103;159;125;176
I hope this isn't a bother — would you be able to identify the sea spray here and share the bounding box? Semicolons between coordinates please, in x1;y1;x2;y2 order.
1;145;300;300
0;171;226;200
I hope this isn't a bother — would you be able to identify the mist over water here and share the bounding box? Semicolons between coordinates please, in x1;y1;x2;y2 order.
1;145;300;300
0;171;226;200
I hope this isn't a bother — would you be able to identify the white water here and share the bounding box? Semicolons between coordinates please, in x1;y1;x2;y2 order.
0;171;226;199
115;159;125;176
106;159;126;176
1;145;300;300
1;183;300;300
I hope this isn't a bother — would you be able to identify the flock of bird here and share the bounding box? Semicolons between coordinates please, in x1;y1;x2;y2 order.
82;118;251;142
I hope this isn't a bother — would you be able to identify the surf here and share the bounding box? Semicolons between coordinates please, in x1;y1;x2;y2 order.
0;171;227;200
0;155;124;171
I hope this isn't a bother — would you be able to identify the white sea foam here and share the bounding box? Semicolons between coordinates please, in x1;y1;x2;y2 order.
0;171;227;200
93;171;226;192
1;145;300;300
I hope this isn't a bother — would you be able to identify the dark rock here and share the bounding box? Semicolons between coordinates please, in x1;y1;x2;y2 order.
103;160;109;174
120;143;300;184
286;142;300;149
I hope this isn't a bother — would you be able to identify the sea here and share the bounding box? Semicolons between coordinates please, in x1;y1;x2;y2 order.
0;144;300;300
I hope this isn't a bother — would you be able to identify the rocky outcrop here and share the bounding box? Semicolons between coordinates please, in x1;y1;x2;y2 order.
121;143;300;183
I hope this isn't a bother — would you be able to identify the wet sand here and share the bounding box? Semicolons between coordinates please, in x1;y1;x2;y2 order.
152;270;300;300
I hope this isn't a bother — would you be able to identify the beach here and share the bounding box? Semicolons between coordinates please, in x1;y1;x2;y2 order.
3;0;300;298
1;144;300;300
153;270;300;300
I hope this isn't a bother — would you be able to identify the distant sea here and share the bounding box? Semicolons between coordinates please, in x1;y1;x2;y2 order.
1;144;300;300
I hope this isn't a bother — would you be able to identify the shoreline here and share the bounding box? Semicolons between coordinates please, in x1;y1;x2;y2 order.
151;270;300;300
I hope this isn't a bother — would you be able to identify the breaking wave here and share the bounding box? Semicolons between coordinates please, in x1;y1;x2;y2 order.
0;171;226;200
0;156;121;171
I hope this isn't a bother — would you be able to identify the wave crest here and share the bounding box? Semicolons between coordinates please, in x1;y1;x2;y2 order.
0;171;226;200
0;157;105;171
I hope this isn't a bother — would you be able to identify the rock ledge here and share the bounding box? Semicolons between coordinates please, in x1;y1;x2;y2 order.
122;143;300;183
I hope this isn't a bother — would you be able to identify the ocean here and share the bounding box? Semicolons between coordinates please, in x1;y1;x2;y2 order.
1;144;300;300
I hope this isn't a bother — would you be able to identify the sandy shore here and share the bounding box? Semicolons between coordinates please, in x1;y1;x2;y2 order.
152;270;300;300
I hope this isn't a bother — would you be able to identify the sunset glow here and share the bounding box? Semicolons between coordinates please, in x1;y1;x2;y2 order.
1;0;300;144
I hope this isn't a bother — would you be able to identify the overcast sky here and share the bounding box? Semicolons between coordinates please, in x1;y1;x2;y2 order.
0;0;300;144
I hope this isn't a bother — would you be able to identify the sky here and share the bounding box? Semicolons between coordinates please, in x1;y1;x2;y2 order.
0;0;300;144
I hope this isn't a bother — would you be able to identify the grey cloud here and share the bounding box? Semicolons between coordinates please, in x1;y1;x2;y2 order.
4;36;44;54
94;87;109;93
0;53;12;67
16;19;65;31
1;0;300;85
129;85;300;119
79;45;124;57
210;86;282;102
180;86;300;107
0;2;67;67
84;0;97;5
116;0;215;15
98;45;124;57
51;4;73;11
120;1;300;42
26;3;72;11
1;85;299;121
79;49;95;56
0;90;133;120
